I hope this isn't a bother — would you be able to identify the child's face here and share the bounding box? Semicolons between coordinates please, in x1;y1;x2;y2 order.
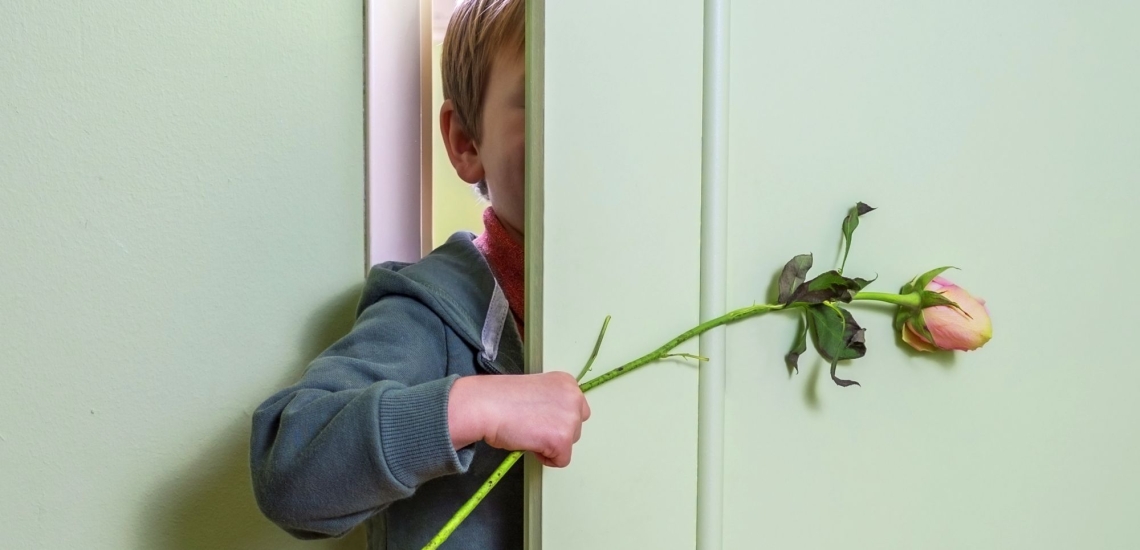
478;51;525;240
442;50;525;241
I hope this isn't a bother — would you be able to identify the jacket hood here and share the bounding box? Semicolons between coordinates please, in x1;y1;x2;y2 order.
358;232;524;375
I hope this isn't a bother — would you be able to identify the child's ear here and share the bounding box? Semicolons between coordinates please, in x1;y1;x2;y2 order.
440;100;485;185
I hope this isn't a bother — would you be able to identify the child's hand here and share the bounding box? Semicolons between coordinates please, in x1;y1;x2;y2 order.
449;372;591;468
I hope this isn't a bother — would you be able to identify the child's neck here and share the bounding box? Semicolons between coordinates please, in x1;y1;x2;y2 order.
473;207;525;335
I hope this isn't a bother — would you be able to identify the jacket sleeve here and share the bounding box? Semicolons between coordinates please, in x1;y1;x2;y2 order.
249;295;476;539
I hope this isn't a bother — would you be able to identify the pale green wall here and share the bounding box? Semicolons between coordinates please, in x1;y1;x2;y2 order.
1;2;365;548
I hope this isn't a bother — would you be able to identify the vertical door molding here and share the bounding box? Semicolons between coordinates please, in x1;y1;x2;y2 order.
697;0;731;549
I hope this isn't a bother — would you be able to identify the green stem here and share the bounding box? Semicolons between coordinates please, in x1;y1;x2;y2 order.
662;352;710;362
423;291;933;548
576;315;611;382
579;302;784;392
852;291;921;308
420;450;525;550
421;302;787;550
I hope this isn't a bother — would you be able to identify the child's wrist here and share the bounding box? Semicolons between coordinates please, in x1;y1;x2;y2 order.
448;376;490;449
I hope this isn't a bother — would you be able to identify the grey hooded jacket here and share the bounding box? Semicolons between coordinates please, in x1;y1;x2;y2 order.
250;232;524;549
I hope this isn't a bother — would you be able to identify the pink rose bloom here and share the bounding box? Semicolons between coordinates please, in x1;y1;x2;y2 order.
902;276;992;352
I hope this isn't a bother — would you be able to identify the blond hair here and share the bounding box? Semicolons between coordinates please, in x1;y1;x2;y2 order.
441;0;524;143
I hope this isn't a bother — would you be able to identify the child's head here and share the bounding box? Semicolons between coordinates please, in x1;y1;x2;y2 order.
440;0;526;241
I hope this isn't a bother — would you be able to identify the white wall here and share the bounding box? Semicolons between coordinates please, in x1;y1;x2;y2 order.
1;2;366;548
367;0;429;263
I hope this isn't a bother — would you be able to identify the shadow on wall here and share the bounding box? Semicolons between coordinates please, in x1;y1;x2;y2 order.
138;285;367;550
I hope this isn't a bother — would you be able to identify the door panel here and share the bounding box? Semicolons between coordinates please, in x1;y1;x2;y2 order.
532;1;705;548
723;2;1140;549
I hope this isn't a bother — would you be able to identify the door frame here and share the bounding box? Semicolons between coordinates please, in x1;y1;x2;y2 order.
364;0;433;268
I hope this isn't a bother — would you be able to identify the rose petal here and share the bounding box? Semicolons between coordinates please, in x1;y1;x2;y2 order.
927;276;954;292
923;285;993;351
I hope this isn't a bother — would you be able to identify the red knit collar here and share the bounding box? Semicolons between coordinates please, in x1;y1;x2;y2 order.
473;207;525;331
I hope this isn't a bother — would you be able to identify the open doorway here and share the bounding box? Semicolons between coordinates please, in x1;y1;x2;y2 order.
429;0;486;249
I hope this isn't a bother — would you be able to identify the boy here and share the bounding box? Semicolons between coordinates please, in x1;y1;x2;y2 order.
249;0;590;548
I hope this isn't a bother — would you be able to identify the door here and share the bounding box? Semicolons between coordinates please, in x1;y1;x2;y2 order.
530;1;1140;549
527;1;705;549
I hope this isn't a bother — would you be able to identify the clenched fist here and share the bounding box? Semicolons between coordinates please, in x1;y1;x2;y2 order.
448;371;591;467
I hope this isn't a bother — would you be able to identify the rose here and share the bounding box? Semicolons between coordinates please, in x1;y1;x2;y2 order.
900;276;992;352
